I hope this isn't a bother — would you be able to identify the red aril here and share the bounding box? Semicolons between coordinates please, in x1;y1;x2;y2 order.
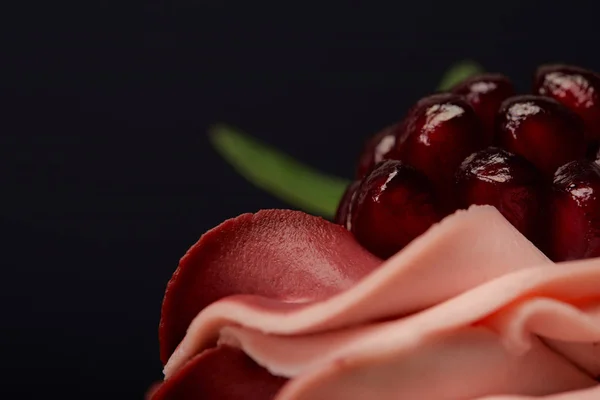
547;159;600;261
334;180;360;229
586;141;600;161
451;73;515;143
350;160;442;259
395;93;485;208
496;95;586;179
355;124;402;179
455;147;544;243
534;64;600;142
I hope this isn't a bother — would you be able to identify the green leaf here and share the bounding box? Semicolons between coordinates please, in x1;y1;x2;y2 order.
436;60;484;91
209;60;484;218
209;124;351;218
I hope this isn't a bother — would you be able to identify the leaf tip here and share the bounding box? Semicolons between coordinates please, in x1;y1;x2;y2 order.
207;122;230;144
437;60;485;91
208;123;246;158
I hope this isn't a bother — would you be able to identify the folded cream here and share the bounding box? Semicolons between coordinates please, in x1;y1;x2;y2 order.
153;206;600;400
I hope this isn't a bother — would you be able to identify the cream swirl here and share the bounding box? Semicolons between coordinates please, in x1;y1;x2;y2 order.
150;205;600;400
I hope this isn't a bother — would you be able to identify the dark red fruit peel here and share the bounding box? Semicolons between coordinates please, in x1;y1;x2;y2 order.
547;160;600;262
586;141;600;161
455;147;544;244
350;160;443;259
396;93;486;206
150;346;287;400
146;383;162;400
159;209;382;364
355;123;402;179
496;95;586;179
451;73;515;143
334;180;361;229
534;64;600;142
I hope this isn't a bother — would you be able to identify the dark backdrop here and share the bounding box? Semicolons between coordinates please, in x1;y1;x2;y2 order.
2;1;600;398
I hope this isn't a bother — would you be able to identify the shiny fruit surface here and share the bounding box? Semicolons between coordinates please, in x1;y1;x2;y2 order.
350;160;442;259
452;73;515;143
547;160;600;261
396;93;486;205
455;147;544;243
534;64;600;142
496;95;585;179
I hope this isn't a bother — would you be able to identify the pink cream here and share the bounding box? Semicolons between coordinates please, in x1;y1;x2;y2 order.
151;205;600;400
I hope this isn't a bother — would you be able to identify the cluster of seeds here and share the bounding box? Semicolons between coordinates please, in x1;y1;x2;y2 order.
336;65;600;261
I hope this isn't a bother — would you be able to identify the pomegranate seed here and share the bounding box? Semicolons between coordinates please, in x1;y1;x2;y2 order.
496;95;586;179
395;93;485;207
534;64;600;142
455;147;544;243
355;123;401;179
547;160;600;261
451;73;515;143
334;180;360;229
586;141;600;161
350;160;442;259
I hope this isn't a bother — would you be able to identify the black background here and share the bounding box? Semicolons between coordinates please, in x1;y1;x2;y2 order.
2;1;600;398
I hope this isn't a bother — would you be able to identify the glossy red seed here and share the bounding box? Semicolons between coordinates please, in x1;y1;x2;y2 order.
334;180;361;229
455;147;544;243
350;160;442;259
547;159;600;262
586;141;600;161
451;73;515;143
496;95;586;179
355;123;402;179
534;64;600;142
395;93;485;208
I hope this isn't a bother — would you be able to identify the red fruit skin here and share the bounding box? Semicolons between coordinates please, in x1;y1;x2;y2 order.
451;73;515;143
586;141;600;161
350;160;442;259
534;64;600;142
355;123;402;179
496;95;586;179
334;180;360;229
547;159;600;262
455;147;544;244
395;93;486;208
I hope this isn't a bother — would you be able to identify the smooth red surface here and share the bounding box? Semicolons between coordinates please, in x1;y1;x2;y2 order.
355;123;402;179
534;64;600;142
350;160;442;259
496;95;586;179
334;180;361;229
159;209;382;363
455;147;544;244
451;73;515;143
395;93;485;207
547;160;600;261
151;346;287;400
586;141;600;161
